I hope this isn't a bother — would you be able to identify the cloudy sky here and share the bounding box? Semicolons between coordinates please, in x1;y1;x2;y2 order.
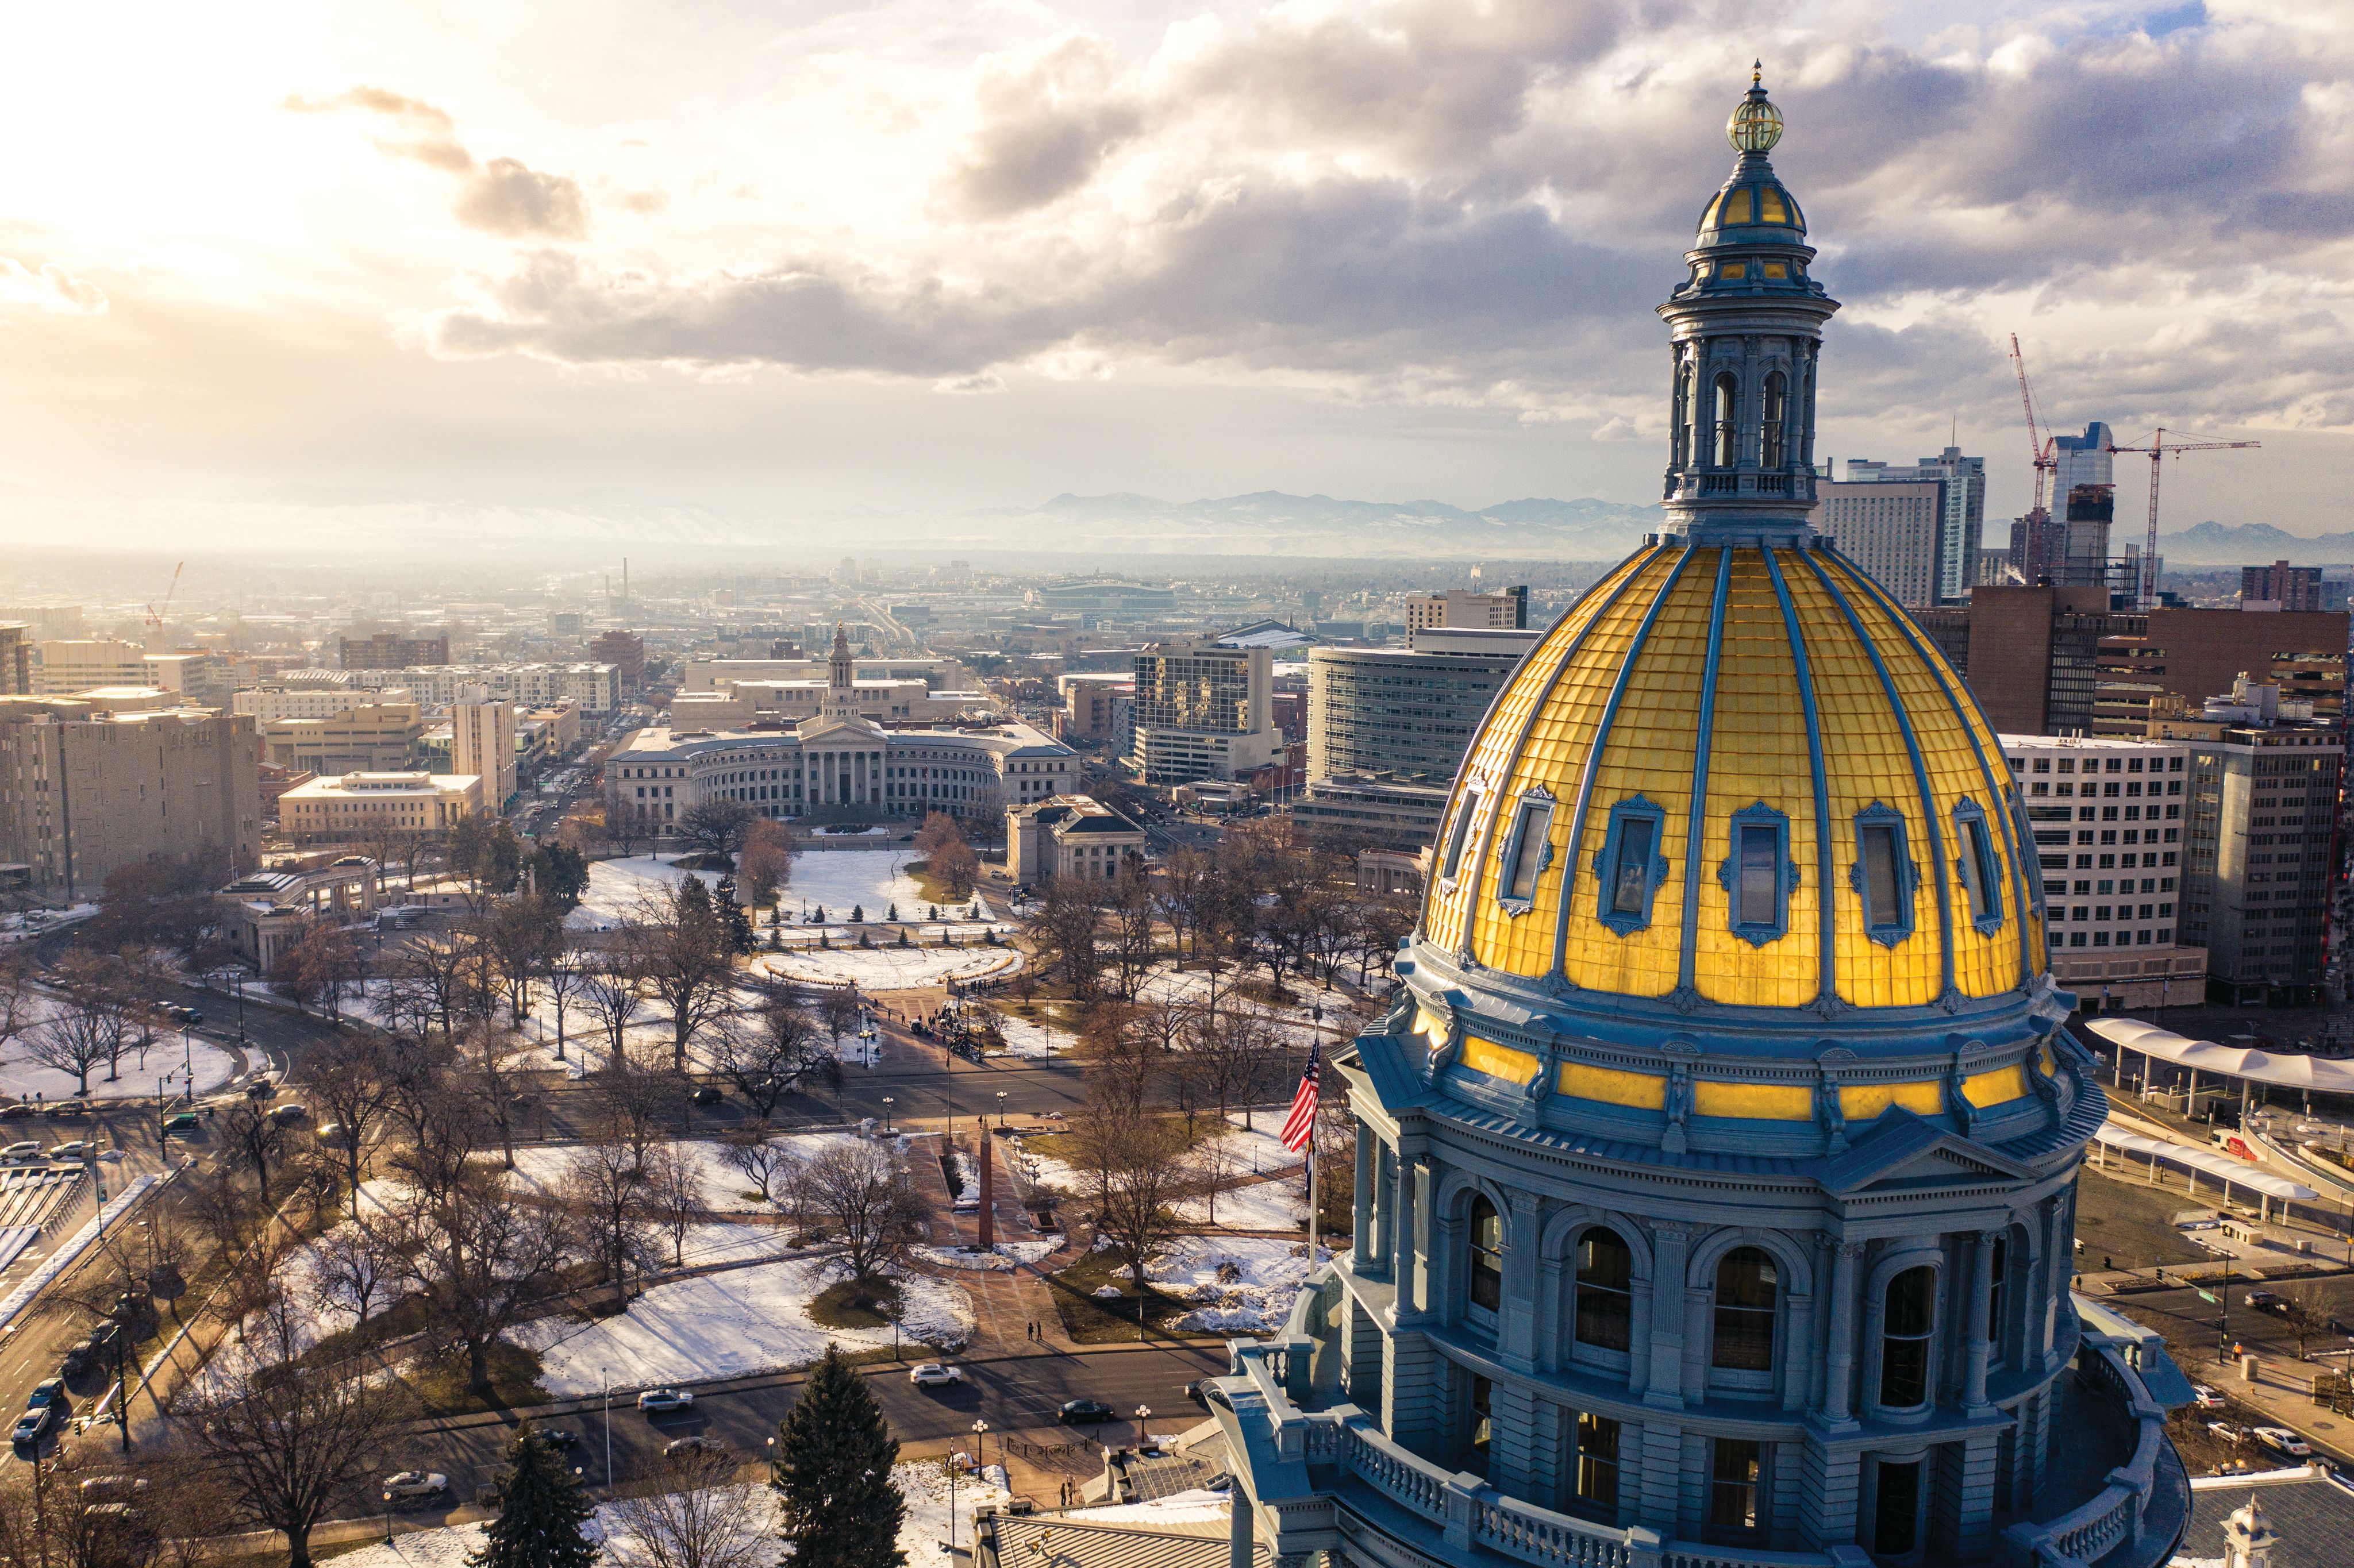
0;0;2347;542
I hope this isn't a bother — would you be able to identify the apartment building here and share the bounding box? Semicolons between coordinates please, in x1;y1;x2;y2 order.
353;662;618;714
0;696;261;897
1129;633;1282;784
280;772;482;843
1401;587;1528;636
34;639;148;695
140;652;235;711
452;687;518;807
234;685;417;723
2148;676;2345;1003
589;629;645;692
260;703;426;775
339;631;449;670
2001;733;2206;1010
2242;560;2324;612
1811;479;1946;607
0;626;28;697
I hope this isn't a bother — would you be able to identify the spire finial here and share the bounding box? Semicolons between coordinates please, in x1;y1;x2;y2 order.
1752;59;1763;88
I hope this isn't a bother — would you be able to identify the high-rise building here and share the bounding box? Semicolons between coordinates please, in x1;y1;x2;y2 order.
0;696;260;897
1128;633;1280;784
34;639;149;695
1840;445;1986;602
590;629;647;692
2049;422;2115;586
1948;584;2130;734
1402;587;1529;635
1218;78;2183;1568
1307;627;1538;785
2148;676;2344;1003
339;631;449;671
0;626;28;697
2240;560;2323;612
452;685;518;807
2000;733;2205;1008
140;652;235;711
1810;477;1945;606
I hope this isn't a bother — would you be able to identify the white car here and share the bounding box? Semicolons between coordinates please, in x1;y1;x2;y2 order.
0;1143;41;1163
909;1363;965;1388
382;1471;448;1498
2191;1385;2225;1411
636;1388;695;1412
2253;1427;2312;1458
45;1143;88;1161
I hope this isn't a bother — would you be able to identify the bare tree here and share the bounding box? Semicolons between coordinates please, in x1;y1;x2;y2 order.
218;1102;289;1208
1023;877;1106;1000
564;1134;658;1312
541;943;594;1059
579;946;649;1070
305;1033;396;1203
718;1134;797;1205
788;1141;931;1281
462;1023;530;1170
1064;1105;1198;1289
599;1049;684;1171
384;1162;572;1393
175;1285;411;1568
0;955;32;1057
641;1142;707;1268
26;1005;113;1096
484;896;561;1026
713;995;836;1119
394;933;478;1043
310;1213;401;1331
605;1443;771;1568
636;883;737;1073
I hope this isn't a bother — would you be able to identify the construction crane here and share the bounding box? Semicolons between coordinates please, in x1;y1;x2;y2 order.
143;561;184;631
2105;430;2260;610
2008;334;2057;518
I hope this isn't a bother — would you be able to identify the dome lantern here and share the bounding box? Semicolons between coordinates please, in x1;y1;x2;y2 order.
1728;63;1783;153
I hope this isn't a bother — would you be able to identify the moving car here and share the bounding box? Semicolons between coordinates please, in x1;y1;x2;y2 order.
77;1477;147;1500
0;1107;33;1122
1;1143;43;1162
61;1323;120;1376
163;1114;200;1136
1056;1400;1115;1424
11;1404;60;1452
25;1381;67;1411
2246;1290;2289;1314
537;1429;582;1450
46;1142;88;1161
383;1471;449;1499
690;1087;723;1105
662;1435;726;1457
2253;1427;2313;1458
636;1388;695;1412
267;1103;308;1124
909;1363;964;1388
2191;1385;2225;1411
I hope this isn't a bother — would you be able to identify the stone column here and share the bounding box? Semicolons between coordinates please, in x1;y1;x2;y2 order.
1353;1123;1375;1266
1369;1143;1392;1277
2041;1193;2071;1372
1501;1187;1542;1372
1964;1230;1997;1415
1229;1486;1254;1568
1408;1157;1434;1317
1822;1242;1861;1429
1644;1223;1690;1410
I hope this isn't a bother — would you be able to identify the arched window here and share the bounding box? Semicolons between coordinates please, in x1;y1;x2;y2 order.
1760;372;1787;469
1711;1248;1778;1370
1713;373;1740;467
1671;363;1693;469
1468;1196;1504;1314
1574;1228;1633;1351
1881;1267;1936;1409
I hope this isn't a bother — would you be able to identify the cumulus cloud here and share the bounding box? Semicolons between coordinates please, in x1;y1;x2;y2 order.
456;158;589;239
0;257;105;315
285;86;588;239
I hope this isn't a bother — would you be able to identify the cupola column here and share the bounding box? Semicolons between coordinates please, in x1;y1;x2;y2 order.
1352;1123;1376;1267
1821;1241;1861;1428
1644;1221;1691;1409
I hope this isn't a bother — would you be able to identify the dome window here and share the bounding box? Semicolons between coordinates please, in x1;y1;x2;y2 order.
1574;1227;1633;1351
1953;799;2006;934
1439;789;1480;885
1761;260;1787;280
1759;188;1788;225
1697;194;1722;232
1497;790;1556;914
1596;796;1670;934
1718;260;1747;282
1467;1195;1505;1314
1718;802;1794;945
1722;188;1752;225
1852;804;1920;946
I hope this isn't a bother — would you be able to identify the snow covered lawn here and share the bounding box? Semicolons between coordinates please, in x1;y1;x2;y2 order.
567;855;724;932
1177;1176;1306;1231
911;1237;1063;1271
329;1463;1005;1568
517;1256;975;1395
490;1134;866;1212
1149;1236;1325;1332
0;998;237;1101
757;944;1018;991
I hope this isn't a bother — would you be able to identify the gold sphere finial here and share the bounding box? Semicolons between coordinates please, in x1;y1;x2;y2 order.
1752;59;1762;88
1728;69;1783;154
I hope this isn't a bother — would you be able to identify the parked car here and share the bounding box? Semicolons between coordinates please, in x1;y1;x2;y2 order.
46;1143;89;1162
636;1388;695;1412
164;1007;201;1027
909;1363;964;1388
1;1143;44;1163
76;1476;147;1500
383;1471;449;1499
25;1381;67;1411
1057;1400;1115;1424
663;1435;726;1457
690;1086;723;1105
162;1114;200;1136
2253;1427;2313;1458
2191;1385;2225;1411
0;1107;33;1122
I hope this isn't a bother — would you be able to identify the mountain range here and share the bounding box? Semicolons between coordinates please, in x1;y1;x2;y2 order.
2155;521;2354;567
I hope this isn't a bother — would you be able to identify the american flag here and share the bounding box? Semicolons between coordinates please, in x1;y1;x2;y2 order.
1279;1056;1320;1153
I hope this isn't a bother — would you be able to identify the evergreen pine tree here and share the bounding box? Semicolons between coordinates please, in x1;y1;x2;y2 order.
467;1424;598;1568
773;1345;905;1568
713;874;756;954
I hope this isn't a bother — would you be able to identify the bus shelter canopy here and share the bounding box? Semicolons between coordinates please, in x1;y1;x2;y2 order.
2086;1018;2354;1096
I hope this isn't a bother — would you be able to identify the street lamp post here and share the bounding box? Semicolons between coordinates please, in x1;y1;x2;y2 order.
602;1368;613;1489
995;1091;1006;1127
972;1417;992;1486
382;1492;394;1546
882;1097;894;1133
1134;1404;1152;1453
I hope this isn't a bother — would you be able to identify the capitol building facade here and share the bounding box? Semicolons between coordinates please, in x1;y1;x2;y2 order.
1212;79;2191;1568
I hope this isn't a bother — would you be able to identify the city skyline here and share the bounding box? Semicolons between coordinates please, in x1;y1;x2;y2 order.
0;0;2347;549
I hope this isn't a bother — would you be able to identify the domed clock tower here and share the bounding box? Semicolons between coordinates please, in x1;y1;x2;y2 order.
1210;75;2192;1568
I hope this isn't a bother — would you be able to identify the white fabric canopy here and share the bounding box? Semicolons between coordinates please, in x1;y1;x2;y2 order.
2091;1121;2318;1201
2086;1018;2354;1096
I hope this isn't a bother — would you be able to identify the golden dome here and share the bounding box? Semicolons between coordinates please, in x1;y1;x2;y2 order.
1421;540;2047;1015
